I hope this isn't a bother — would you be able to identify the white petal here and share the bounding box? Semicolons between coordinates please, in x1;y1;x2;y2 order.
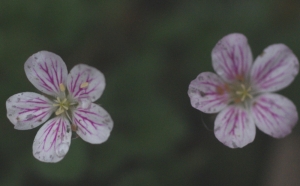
214;105;256;148
73;103;113;144
251;93;298;138
33;117;71;163
251;44;299;92
188;72;230;113
212;33;253;82
24;51;68;96
67;64;105;102
6;92;53;130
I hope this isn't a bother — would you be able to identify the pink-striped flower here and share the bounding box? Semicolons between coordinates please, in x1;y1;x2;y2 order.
6;51;113;162
188;33;299;148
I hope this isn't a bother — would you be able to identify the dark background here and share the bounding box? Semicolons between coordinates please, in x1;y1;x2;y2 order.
1;0;300;185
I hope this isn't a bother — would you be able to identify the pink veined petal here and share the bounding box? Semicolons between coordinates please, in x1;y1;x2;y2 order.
33;117;71;163
214;105;256;148
251;93;298;138
188;72;230;113
251;44;299;92
24;51;68;96
6;92;53;130
212;33;253;82
67;64;105;102
73;103;113;144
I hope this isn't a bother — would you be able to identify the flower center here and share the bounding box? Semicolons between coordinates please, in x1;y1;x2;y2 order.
234;84;253;103
52;82;90;133
53;83;73;116
53;97;70;115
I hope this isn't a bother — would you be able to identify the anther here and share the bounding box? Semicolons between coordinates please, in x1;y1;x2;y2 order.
80;82;89;89
59;83;66;92
55;107;65;115
71;123;78;131
235;84;253;102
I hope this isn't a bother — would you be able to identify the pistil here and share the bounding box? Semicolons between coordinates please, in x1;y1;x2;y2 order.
53;97;69;115
53;83;70;115
235;84;253;102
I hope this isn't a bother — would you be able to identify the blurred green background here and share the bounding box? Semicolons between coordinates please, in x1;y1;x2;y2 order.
1;0;300;185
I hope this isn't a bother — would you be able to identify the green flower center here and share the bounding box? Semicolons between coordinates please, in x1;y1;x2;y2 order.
53;97;70;115
52;83;73;116
234;84;253;103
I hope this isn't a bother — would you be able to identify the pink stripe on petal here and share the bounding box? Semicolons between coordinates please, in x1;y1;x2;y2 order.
212;33;253;82
251;93;298;138
214;105;256;148
188;72;230;113
73;103;113;144
33;117;71;163
67;64;105;102
6;92;53;130
251;44;299;92
24;51;68;96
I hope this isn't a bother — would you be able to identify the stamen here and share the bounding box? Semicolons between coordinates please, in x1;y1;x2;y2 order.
59;83;66;92
236;90;243;95
55;107;65;115
241;94;246;101
80;82;89;89
61;98;68;104
53;97;70;115
235;84;252;102
71;123;78;131
65;111;72;121
53;103;59;107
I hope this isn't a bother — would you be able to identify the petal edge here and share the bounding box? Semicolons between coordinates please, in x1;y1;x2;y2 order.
33;117;71;163
24;51;68;96
188;72;230;113
73;103;113;144
214;105;256;148
212;33;253;82
67;64;105;102
251;93;298;138
251;44;299;92
6;92;53;130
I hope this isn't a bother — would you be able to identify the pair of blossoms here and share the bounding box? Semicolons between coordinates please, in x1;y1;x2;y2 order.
6;33;299;164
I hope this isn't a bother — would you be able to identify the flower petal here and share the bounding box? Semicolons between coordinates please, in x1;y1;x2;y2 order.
212;33;253;82
6;92;53;130
33;117;71;163
251;93;298;138
67;64;105;102
73;103;113;144
24;51;68;96
188;72;230;113
214;105;256;148
251;44;299;92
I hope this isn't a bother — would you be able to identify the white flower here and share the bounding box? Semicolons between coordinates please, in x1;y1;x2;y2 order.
188;33;299;148
6;51;113;162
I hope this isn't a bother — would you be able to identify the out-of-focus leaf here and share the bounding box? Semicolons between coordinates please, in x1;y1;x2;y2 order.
31;140;88;181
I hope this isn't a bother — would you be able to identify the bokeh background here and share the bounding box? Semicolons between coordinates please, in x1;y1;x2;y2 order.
1;0;300;185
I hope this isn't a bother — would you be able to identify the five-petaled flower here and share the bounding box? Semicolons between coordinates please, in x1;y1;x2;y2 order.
188;33;299;148
6;51;113;162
